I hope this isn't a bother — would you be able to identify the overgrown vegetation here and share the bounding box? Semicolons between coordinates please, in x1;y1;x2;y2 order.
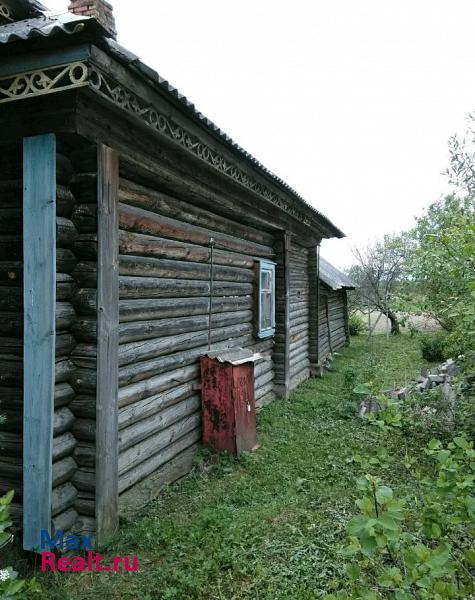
34;334;450;600
349;313;367;336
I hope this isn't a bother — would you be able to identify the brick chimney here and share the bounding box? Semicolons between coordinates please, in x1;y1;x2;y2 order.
68;0;117;39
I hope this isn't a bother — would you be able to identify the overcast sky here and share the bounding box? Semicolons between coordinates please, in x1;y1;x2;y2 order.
47;0;475;267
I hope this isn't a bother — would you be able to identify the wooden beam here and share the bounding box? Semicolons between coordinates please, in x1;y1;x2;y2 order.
283;233;291;398
23;133;56;552
95;145;119;545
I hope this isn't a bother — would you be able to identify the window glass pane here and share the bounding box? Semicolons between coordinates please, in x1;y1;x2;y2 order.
260;269;271;291
261;292;272;329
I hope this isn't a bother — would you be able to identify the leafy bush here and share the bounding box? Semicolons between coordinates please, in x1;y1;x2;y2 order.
0;491;40;598
328;435;475;599
420;333;449;362
349;314;367;336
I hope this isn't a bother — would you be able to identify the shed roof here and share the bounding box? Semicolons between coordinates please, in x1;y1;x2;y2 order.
0;7;345;240
319;257;356;290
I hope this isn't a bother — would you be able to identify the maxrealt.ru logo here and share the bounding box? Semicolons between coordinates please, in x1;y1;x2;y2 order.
40;531;139;573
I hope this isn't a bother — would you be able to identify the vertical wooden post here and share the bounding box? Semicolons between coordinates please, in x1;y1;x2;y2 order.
283;233;291;398
309;241;321;376
95;145;119;545
23;133;56;552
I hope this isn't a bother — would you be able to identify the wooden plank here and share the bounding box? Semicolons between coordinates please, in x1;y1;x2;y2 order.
283;234;291;398
23;133;56;552
95;145;119;546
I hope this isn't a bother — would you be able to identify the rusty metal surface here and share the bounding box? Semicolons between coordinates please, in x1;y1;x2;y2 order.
319;256;356;290
200;356;257;456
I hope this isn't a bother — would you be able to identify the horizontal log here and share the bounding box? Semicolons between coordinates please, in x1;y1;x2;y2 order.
72;309;252;344
118;364;199;408
70;172;97;201
119;381;196;430
56;333;76;358
54;407;75;436
0;477;22;499
72;419;95;442
119;396;200;452
52;482;78;516
118;255;254;283
118;427;201;494
256;390;276;409
71;203;97;233
73;443;95;468
56;359;74;384
0;456;21;478
69;395;95;419
255;369;274;390
53;432;77;461
57;217;78;247
55;383;75;408
53;456;77;487
52;508;78;534
119;202;274;258
72;468;95;492
74;496;95;517
118;276;252;300
0;432;22;456
119;177;275;247
118;230;255;268
119;412;201;476
254;359;274;379
73;290;253;321
117;322;254;367
118;332;253;385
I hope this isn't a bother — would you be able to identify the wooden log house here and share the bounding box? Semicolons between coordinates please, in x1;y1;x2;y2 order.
317;257;356;363
0;0;347;550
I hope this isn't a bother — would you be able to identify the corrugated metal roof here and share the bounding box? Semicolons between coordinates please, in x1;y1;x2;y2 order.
0;13;93;43
319;257;356;290
0;11;345;238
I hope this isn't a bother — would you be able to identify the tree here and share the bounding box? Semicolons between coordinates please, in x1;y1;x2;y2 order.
348;234;411;335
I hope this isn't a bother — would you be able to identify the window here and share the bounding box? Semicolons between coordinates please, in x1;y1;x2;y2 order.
257;260;276;338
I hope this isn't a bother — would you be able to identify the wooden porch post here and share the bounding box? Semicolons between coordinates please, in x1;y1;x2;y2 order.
95;144;119;545
23;133;56;551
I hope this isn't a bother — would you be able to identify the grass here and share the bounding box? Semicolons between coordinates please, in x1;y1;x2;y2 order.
38;333;436;599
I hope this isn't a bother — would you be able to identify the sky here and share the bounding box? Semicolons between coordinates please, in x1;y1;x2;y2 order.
46;0;475;268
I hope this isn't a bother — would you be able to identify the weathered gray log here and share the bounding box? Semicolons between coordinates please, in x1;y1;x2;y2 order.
72;309;252;344
119;396;201;452
118;332;253;385
118;276;252;299
69;395;96;419
52;508;78;534
72;468;95;492
57;217;78;247
71;203;97;233
53;432;77;461
72;419;96;442
55;359;74;384
0;432;22;456
119;230;255;268
118;255;253;283
52;483;77;516
119;177;275;246
0;456;21;478
118;427;201;494
0;409;21;431
118;364;199;408
56;274;76;302
73;289;253;322
119;381;196;429
53;456;77;487
117;322;253;367
119;202;275;258
118;412;201;476
0;477;22;498
55;383;75;408
74;496;95;516
73;443;95;468
56;302;77;332
56;333;76;358
54;407;75;436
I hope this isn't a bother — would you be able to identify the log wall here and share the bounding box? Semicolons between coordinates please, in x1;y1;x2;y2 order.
287;242;311;390
319;288;349;362
0;145;23;522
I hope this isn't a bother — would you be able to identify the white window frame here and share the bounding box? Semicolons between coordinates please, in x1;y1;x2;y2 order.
257;259;276;338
